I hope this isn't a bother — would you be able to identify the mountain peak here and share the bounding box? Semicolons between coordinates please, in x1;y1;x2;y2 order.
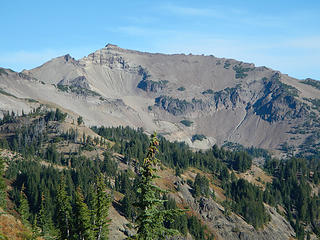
105;43;120;49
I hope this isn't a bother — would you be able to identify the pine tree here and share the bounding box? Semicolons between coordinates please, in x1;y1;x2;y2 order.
129;133;183;240
56;176;72;239
18;185;30;225
31;214;41;239
92;174;111;240
38;192;54;236
74;187;94;240
0;157;6;209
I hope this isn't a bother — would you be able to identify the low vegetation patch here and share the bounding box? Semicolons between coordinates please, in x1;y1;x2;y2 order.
224;61;231;69
202;89;214;95
192;134;206;142
233;65;251;79
0;88;17;98
0;69;8;76
180;119;193;127
301;78;320;90
57;84;101;97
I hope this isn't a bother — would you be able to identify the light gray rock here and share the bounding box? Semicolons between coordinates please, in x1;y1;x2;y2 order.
1;44;320;155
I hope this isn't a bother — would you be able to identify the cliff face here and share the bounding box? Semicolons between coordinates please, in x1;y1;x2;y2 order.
0;44;320;155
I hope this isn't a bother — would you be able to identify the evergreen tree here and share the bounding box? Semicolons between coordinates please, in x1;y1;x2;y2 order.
31;214;41;240
129;133;183;240
92;174;111;240
18;185;30;225
193;173;210;198
74;187;94;240
77;116;84;126
0;157;6;208
56;176;72;239
38;192;55;236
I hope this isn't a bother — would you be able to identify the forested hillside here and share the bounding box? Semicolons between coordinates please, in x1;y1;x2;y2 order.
0;107;319;239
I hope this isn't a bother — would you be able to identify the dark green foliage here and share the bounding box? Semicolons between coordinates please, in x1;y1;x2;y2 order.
187;215;214;240
57;84;69;92
5;153;111;239
223;61;231;69
193;173;210;197
45;108;67;122
301;78;320;90
177;87;185;91
163;197;188;235
2;111;319;238
57;84;101;97
264;157;320;234
0;111;18;124
45;144;62;164
77;116;84;125
25;98;39;103
37;193;55;236
305;98;320;112
91;126;250;180
233;65;251;79
74;187;94;240
56;176;72;239
281;83;299;97
130;133;183;240
0;68;8;76
102;151;118;177
232;151;252;172
180;120;193;127
117;171;138;221
92;174;111;240
0;157;6;208
223;142;271;161
191;134;206;142
202;89;214;95
138;66;150;81
18;187;30;225
0;88;17;98
228;178;270;228
121;193;136;221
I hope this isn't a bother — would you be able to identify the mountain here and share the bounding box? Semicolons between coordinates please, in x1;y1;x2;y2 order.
1;44;320;156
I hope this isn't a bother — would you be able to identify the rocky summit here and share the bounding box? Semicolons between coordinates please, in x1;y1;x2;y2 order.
1;44;320;155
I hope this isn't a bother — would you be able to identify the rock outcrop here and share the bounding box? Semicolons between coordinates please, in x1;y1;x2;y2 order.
174;180;295;240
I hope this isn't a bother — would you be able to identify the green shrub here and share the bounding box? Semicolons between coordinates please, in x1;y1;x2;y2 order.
180;120;193;127
192;134;206;142
202;89;214;95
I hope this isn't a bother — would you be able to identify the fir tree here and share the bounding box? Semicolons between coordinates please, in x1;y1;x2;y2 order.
38;192;55;236
74;187;94;240
0;157;6;209
92;174;111;240
31;214;41;239
56;176;72;239
18;185;30;225
129;133;183;240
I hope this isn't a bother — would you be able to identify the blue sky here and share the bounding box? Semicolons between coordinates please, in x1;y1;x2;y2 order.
0;0;319;80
